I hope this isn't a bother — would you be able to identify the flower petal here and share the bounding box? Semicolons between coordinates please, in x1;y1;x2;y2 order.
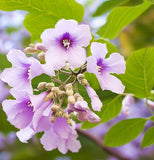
105;53;126;74
99;72;125;94
45;47;67;70
91;42;108;60
67;46;86;69
73;24;92;47
7;49;29;67
55;19;78;34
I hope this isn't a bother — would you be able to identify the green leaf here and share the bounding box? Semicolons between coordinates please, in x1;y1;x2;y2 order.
119;48;154;99
146;0;154;4
81;90;122;129
104;118;147;147
121;0;143;7
0;0;84;41
93;0;129;16
0;54;11;70
142;127;154;148
97;1;151;39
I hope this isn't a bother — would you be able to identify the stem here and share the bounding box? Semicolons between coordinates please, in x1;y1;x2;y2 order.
76;128;131;160
59;70;72;75
59;75;73;90
51;76;64;86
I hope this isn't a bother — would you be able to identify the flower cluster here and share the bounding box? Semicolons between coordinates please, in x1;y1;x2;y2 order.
0;19;126;154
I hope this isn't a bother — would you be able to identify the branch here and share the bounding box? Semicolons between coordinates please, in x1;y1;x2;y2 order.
76;128;131;160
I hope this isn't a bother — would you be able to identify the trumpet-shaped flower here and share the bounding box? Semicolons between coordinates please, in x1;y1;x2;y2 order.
41;19;92;70
0;49;49;93
87;42;126;94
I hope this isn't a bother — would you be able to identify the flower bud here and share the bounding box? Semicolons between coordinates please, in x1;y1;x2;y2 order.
56;110;64;117
29;43;35;48
68;96;75;104
35;43;47;52
24;47;37;54
37;82;47;90
65;83;72;90
63;63;70;70
46;82;54;90
51;105;60;112
44;92;54;101
81;79;89;86
77;74;85;81
74;93;83;101
66;89;73;96
37;52;45;61
58;90;65;97
52;87;59;93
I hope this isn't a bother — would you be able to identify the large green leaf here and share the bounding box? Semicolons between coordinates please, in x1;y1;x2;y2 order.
142;127;154;148
119;48;154;99
93;0;129;16
0;0;84;41
97;1;151;39
104;118;147;147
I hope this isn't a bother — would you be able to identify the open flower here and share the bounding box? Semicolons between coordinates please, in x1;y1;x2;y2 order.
41;19;92;70
66;100;101;123
87;42;126;94
2;89;34;129
0;49;49;93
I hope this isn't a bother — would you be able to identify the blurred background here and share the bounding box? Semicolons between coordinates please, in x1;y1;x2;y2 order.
0;0;154;159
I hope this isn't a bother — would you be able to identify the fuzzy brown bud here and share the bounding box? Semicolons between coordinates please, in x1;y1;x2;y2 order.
66;89;73;96
44;92;54;101
74;93;83;101
37;52;45;61
46;83;54;90
51;105;60;112
77;74;85;81
65;83;72;90
52;87;59;93
68;96;75;104
81;79;89;86
37;82;47;90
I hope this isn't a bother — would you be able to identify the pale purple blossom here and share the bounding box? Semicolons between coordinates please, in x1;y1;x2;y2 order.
66;100;101;123
41;19;92;70
0;49;47;93
2;89;34;129
41;117;81;154
87;42;126;94
85;85;102;111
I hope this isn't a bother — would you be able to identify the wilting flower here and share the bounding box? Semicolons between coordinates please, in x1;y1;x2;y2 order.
87;42;126;94
41;117;81;154
66;101;101;123
0;49;47;93
85;85;102;111
41;19;92;70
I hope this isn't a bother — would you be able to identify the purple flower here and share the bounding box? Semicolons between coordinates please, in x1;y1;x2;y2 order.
66;100;101;123
85;85;102;111
2;89;34;129
0;49;47;93
87;42;126;94
41;117;81;154
41;19;92;70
